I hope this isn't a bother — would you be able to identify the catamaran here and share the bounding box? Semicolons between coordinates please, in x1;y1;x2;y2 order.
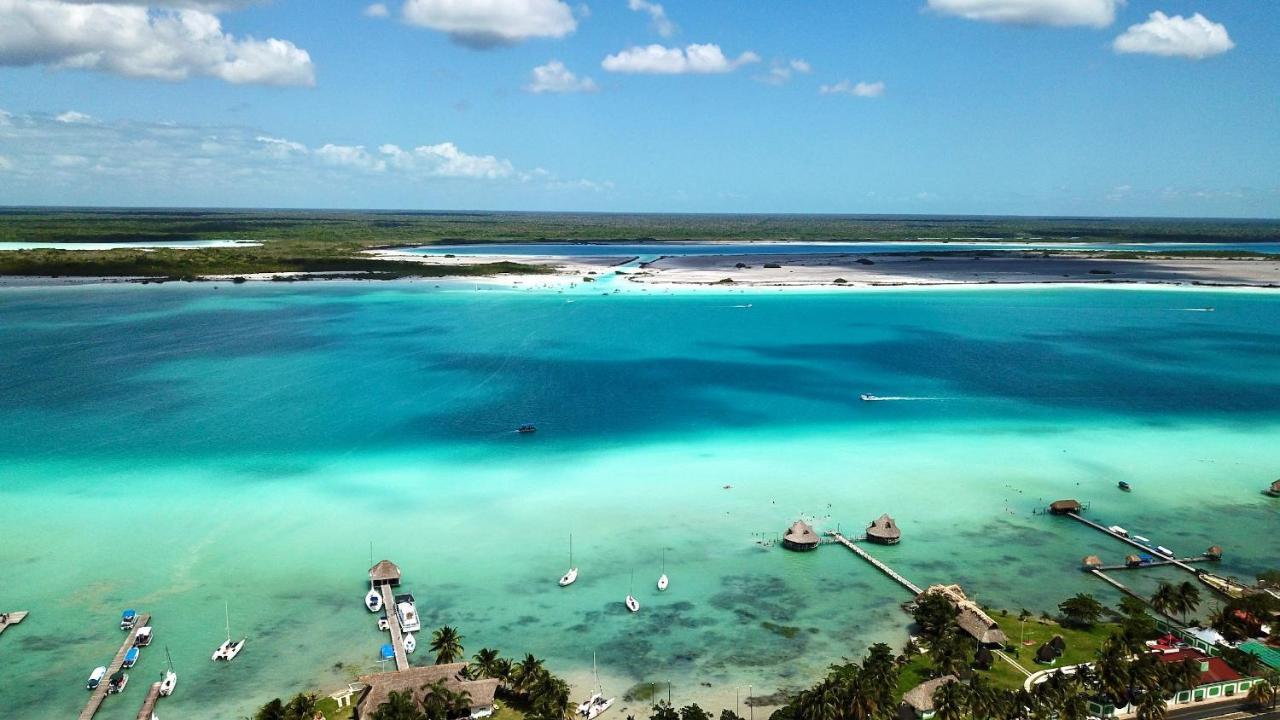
159;646;177;696
657;548;668;592
559;534;578;587
576;653;615;719
625;571;639;613
212;601;246;662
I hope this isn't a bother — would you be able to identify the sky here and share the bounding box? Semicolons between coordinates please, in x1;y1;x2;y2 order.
0;0;1277;217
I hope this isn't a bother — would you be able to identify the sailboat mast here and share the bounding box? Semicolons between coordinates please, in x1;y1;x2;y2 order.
569;534;573;566
224;600;231;641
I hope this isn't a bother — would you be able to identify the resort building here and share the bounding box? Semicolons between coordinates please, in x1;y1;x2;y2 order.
922;584;1009;647
1048;499;1082;515
899;675;957;719
1086;648;1260;717
866;514;901;545
1081;555;1103;570
782;520;820;551
369;559;402;587
354;663;500;720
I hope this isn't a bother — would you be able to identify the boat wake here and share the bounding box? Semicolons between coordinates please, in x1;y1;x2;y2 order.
860;394;949;402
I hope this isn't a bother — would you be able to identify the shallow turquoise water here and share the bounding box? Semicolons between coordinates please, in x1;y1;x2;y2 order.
1;283;1278;719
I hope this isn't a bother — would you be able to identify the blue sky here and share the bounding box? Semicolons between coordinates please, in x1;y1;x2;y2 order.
0;0;1276;216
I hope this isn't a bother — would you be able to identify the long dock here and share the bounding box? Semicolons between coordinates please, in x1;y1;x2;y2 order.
0;611;28;637
828;531;923;595
1065;513;1199;574
1089;570;1182;624
136;682;162;720
1096;556;1212;572
379;585;409;671
80;612;151;720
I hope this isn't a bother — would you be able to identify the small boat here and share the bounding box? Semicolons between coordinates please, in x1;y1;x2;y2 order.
87;666;107;690
212;601;246;662
586;695;615;720
860;394;882;402
403;632;416;654
158;646;177;697
380;643;396;663
625;572;639;613
657;548;669;592
134;626;153;647
1133;535;1151;543
120;610;138;631
1118;481;1131;492
366;583;383;613
577;653;615;719
722;484;732;490
517;424;538;434
107;670;128;694
1108;525;1129;537
395;593;421;633
378;615;390;631
122;646;140;668
1156;546;1174;558
559;534;578;587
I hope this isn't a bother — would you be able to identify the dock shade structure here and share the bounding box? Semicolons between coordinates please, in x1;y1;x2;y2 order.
865;514;901;545
1267;480;1280;497
355;663;499;719
1081;555;1103;570
1126;554;1143;568
369;560;401;587
1049;499;1082;515
901;675;958;718
1205;545;1223;559
782;520;821;551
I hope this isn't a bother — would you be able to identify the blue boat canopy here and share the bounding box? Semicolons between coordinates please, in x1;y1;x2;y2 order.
380;643;395;660
124;647;139;660
122;610;136;619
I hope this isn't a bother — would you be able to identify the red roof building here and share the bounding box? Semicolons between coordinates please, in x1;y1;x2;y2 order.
1154;648;1241;685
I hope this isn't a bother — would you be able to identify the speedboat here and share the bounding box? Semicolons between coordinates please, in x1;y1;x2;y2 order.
860;394;882;402
159;670;177;696
123;647;140;668
120;610;138;631
394;594;421;633
87;666;107;690
657;574;668;591
134;626;153;647
107;670;129;694
517;424;537;434
625;595;640;613
1133;535;1151;543
1156;546;1174;558
365;584;383;613
212;638;246;662
560;568;578;587
1118;481;1132;492
403;632;416;654
378;615;390;631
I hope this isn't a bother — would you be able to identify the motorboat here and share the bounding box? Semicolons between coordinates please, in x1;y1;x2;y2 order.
559;535;578;587
134;626;153;647
1118;481;1131;492
860;394;883;401
395;593;421;633
1133;535;1151;543
87;666;107;690
403;632;416;654
517;424;538;434
120;610;138;631
1107;525;1129;537
107;670;129;694
1156;546;1174;558
212;638;246;662
378;615;390;631
365;583;383;613
123;647;140;668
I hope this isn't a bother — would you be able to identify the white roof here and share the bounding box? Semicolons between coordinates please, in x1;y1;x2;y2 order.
1187;627;1227;645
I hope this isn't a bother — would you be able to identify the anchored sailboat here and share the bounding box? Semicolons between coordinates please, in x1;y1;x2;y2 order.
159;646;177;696
366;542;384;613
576;653;615;719
657;548;669;591
625;571;639;613
211;601;246;662
559;534;578;587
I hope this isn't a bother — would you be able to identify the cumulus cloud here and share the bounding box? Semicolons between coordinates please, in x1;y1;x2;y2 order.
1113;12;1234;60
56;110;94;123
526;59;598;93
380;142;517;179
755;58;811;85
363;2;389;18
401;0;577;47
601;43;759;74
926;0;1119;28
819;79;885;97
0;0;315;86
627;0;675;37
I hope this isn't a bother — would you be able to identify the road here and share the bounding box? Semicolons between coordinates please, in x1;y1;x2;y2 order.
1167;702;1279;720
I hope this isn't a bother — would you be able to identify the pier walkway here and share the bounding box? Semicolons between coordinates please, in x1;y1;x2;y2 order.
379;585;409;671
136;682;162;720
828;531;923;595
80;612;151;720
1089;570;1183;625
0;611;28;638
1097;557;1212;572
1066;513;1199;574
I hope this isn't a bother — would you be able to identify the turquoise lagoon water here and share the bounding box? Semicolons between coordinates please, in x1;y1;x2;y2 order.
1;283;1279;719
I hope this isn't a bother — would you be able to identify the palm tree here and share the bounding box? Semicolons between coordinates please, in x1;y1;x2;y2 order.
514;653;546;694
1150;582;1177;621
372;690;423;720
932;681;968;720
1094;637;1131;707
859;643;897;711
1247;678;1276;710
472;648;501;679
529;672;572;719
283;693;318;720
1166;658;1202;695
1174;582;1201;625
1135;689;1168;720
429;625;464;665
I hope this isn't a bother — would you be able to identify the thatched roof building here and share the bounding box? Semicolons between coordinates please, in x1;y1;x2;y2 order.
782;520;820;551
924;585;1009;647
1048;499;1082;515
1034;643;1059;664
900;675;957;717
1205;545;1223;559
369;560;402;586
355;663;499;720
866;514;901;545
1081;555;1103;570
1268;480;1280;497
1126;554;1143;568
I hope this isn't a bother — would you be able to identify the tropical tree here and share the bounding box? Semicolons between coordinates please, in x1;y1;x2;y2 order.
677;705;713;720
1058;593;1105;628
373;690;424;720
859;642;898;711
932;681;969;720
283;693;319;720
1247;678;1277;710
929;628;972;679
1135;689;1168;720
912;591;958;641
1166;658;1202;695
472;648;501;680
528;671;571;719
1094;637;1132;707
1150;583;1178;620
255;699;287;720
430;626;465;665
1174;582;1201;625
514;653;546;693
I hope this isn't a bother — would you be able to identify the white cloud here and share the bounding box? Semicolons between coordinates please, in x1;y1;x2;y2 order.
755;57;811;85
402;0;577;47
601;43;760;75
315;144;386;172
0;0;315;86
60;0;261;8
0;155;13;170
1113;12;1234;60
380;142;517;179
926;0;1120;28
255;135;307;158
526;59;597;93
56;110;94;123
627;0;675;38
363;3;389;18
819;79;885;97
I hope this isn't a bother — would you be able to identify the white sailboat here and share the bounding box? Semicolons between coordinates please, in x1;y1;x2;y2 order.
211;601;246;662
403;632;417;654
625;571;639;613
366;543;384;613
577;653;615;719
559;534;578;587
657;548;669;591
159;646;177;697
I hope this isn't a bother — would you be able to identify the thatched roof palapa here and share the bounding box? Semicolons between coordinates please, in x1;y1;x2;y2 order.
782;520;820;551
1081;555;1103;569
369;559;402;585
1048;499;1082;515
866;514;901;544
355;663;499;719
1034;643;1059;664
1126;554;1143;567
1270;479;1280;495
901;675;957;714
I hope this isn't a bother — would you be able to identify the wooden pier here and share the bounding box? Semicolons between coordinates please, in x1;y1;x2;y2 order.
1089;570;1182;624
136;682;162;720
1096;557;1212;572
379;585;409;672
1065;513;1200;574
0;611;28;637
79;612;151;720
828;531;923;595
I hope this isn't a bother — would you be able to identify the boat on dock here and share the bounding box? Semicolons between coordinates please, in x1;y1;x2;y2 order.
87;666;107;690
403;632;416;654
1133;535;1151;543
120;610;138;631
365;543;385;613
212;601;246;662
122;647;139;669
1156;546;1175;558
159;647;177;697
106;670;128;695
394;593;421;633
1107;525;1129;537
559;535;578;587
134;626;153;647
1118;481;1131;492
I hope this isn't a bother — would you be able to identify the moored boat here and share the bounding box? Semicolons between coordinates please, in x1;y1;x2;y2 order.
134;626;153;647
122;646;139;669
212;601;246;662
159;646;177;696
403;632;416;654
578;653;615;719
395;593;421;633
1118;481;1131;492
518;424;537;434
559;535;578;587
657;548;669;591
87;666;107;690
107;670;129;694
1156;546;1174;558
365;584;383;613
120;610;138;631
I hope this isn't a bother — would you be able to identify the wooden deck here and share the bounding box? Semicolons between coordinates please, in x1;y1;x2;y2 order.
1065;513;1200;574
80;612;151;720
1096;557;1212;571
379;585;409;671
0;611;28;637
828;531;923;595
136;682;162;720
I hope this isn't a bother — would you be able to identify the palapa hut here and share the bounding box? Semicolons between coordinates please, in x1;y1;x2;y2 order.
866;514;901;545
1049;635;1067;654
900;675;957;719
1205;545;1224;560
782;520;820;552
1267;480;1280;497
925;585;1009;647
1081;555;1103;570
1125;554;1143;568
1048;499;1082;515
355;663;499;720
1034;643;1059;665
973;645;994;671
369;559;402;587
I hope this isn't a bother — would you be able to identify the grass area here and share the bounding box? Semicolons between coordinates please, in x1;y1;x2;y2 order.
315;695;355;720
